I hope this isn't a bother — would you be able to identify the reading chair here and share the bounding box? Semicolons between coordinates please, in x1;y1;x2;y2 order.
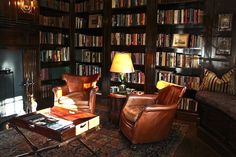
52;73;100;114
120;81;186;144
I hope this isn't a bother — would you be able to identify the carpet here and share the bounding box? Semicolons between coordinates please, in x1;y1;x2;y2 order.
0;120;188;157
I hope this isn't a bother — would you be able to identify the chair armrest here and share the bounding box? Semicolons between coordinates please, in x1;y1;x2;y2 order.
85;86;99;94
86;86;99;114
144;103;177;112
52;85;69;101
125;94;158;107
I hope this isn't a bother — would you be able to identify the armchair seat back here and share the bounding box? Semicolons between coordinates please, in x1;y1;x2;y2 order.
120;81;186;144
53;74;100;113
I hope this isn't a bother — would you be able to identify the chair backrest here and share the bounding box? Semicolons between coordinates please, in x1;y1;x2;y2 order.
156;81;186;106
63;73;100;92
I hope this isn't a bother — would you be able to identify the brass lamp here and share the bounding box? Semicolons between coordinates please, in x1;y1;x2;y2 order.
9;0;37;14
110;52;134;93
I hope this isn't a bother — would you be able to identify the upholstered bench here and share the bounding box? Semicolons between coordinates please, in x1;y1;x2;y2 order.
196;91;236;120
196;89;236;156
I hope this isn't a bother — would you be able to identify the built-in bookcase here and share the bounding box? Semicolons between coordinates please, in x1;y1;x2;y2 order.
37;0;205;120
39;0;71;102
74;0;104;95
155;0;204;118
110;0;147;93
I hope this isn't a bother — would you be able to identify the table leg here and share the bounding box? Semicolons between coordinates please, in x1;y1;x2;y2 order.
13;125;39;156
78;138;98;157
13;125;98;157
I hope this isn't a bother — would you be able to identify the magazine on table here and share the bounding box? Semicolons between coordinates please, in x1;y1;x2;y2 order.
22;113;73;131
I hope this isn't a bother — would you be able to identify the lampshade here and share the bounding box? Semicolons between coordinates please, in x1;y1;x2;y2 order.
110;52;134;73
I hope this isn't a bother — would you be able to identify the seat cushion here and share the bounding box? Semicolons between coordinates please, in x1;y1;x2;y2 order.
58;92;88;106
123;105;144;122
196;91;236;120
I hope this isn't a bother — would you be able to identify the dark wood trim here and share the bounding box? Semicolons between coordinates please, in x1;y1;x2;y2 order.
144;0;157;94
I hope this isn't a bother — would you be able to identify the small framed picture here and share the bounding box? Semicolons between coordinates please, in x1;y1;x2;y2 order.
88;15;102;28
172;34;189;48
216;37;231;55
218;14;233;31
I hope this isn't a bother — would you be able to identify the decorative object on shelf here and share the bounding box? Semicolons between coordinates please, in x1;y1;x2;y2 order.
88;15;103;28
216;37;231;55
172;34;189;48
110;52;134;93
9;0;37;14
218;13;233;31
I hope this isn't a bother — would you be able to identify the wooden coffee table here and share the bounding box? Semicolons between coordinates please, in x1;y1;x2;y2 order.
9;106;100;157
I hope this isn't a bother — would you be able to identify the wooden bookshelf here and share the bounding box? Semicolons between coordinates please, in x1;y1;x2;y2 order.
39;0;71;104
155;0;205;118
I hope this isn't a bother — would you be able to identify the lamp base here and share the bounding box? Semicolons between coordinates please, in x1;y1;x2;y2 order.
118;84;126;94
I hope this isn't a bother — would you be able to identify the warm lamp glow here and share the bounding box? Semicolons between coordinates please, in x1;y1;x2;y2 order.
110;52;134;73
110;52;134;93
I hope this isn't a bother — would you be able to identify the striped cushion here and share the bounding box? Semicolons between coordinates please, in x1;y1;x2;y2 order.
199;68;235;95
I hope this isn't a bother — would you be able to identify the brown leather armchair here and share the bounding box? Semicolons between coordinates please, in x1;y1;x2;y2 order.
52;73;100;113
120;81;186;144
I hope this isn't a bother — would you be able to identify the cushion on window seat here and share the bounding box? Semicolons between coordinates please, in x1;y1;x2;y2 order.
196;91;236;120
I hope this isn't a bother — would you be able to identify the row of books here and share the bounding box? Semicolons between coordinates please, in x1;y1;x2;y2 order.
39;0;69;12
40;67;70;81
111;51;145;65
75;15;103;29
112;0;147;8
75;0;103;13
40;68;50;81
74;34;103;47
157;9;203;24
111;33;146;46
178;98;198;112
112;13;146;27
111;70;145;84
40;48;70;62
75;17;87;29
156;70;200;90
76;64;101;76
189;35;203;48
156;52;200;68
39;15;69;28
40;32;69;45
76;49;102;63
156;34;203;48
40;85;53;99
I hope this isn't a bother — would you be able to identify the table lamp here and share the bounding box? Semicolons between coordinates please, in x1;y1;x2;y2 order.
110;52;134;93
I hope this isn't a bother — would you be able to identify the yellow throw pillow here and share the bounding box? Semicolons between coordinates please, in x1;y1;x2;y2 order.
199;68;235;95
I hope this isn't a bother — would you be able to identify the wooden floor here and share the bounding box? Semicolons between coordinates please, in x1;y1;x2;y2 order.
174;122;221;157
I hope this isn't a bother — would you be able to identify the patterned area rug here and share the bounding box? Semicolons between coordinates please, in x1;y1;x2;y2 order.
0;119;188;157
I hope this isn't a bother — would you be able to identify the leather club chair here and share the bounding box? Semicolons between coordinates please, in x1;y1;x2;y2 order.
120;81;186;144
52;73;100;113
